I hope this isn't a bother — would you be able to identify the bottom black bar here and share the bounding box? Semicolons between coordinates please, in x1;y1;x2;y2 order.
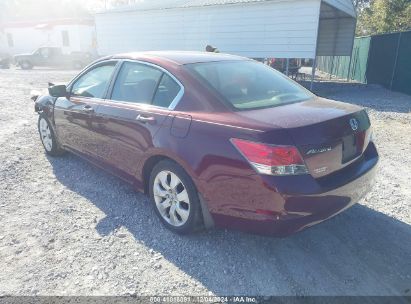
0;296;410;304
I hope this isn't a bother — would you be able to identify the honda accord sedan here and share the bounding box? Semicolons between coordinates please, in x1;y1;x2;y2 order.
34;51;378;236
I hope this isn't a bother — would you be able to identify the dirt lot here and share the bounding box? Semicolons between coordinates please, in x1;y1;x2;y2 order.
0;69;410;296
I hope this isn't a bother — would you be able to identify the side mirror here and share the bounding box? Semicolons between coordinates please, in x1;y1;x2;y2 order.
48;84;68;98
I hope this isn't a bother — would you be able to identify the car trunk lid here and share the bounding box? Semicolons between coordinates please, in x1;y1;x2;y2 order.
237;97;372;178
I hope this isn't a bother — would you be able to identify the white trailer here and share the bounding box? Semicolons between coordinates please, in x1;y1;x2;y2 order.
2;19;96;55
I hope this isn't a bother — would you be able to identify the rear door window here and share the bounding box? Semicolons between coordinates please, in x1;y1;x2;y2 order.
111;62;163;104
152;74;181;108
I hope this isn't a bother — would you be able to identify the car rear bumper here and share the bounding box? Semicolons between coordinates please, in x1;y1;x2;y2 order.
207;143;378;237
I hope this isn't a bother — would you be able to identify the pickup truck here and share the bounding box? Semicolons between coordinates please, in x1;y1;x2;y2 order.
13;47;94;70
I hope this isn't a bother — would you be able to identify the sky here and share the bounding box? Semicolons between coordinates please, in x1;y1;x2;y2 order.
0;0;147;23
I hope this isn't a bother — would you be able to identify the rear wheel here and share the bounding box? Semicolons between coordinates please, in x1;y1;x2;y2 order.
37;114;65;156
149;160;202;234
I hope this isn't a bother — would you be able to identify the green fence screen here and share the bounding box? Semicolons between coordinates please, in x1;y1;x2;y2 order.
317;30;411;95
392;31;411;95
351;37;371;83
317;37;370;83
367;33;401;88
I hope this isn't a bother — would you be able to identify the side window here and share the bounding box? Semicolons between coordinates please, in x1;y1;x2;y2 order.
111;62;163;104
39;48;50;58
152;74;181;108
72;63;117;99
51;48;62;57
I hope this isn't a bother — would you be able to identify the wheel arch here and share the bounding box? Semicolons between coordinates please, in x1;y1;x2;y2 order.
140;152;215;229
20;59;33;69
142;154;171;195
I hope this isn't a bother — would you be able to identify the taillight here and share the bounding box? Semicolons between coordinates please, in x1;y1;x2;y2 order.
231;138;308;176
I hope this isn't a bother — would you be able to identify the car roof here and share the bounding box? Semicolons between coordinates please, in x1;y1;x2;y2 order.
107;51;248;65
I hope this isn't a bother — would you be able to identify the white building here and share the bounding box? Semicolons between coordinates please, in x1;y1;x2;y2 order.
0;31;7;53
95;0;357;59
1;18;96;55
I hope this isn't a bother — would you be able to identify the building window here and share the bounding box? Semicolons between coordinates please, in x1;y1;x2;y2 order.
62;31;70;47
7;33;14;47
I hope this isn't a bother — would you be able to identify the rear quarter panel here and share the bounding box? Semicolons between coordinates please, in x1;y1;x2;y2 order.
135;108;294;217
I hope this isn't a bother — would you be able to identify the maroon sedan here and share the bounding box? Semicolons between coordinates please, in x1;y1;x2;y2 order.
34;51;378;236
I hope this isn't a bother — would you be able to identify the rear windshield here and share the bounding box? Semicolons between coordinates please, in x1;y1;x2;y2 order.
187;60;313;110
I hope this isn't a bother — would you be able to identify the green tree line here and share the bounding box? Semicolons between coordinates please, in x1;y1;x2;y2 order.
356;0;411;35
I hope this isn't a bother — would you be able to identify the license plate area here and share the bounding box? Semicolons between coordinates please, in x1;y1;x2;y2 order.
342;134;361;163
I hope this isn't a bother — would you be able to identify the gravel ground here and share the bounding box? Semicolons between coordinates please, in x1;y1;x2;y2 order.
0;69;410;297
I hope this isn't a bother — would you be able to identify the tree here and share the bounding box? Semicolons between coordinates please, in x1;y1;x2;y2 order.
357;0;411;35
353;0;371;9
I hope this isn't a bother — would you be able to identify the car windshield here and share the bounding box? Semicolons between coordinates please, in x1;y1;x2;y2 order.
187;60;313;110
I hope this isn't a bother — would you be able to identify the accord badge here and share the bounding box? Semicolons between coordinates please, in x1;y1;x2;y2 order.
306;147;332;155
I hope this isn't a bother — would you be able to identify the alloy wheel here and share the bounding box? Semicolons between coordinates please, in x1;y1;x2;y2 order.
153;170;190;227
39;118;53;152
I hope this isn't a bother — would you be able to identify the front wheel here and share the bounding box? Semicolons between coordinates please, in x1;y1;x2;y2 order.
38;115;65;156
149;160;202;234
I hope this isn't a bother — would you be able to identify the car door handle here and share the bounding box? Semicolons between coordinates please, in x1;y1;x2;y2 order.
136;114;156;124
83;105;94;113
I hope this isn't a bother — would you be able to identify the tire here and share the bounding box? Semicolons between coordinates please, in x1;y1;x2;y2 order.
37;114;65;156
20;60;33;70
149;160;202;234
